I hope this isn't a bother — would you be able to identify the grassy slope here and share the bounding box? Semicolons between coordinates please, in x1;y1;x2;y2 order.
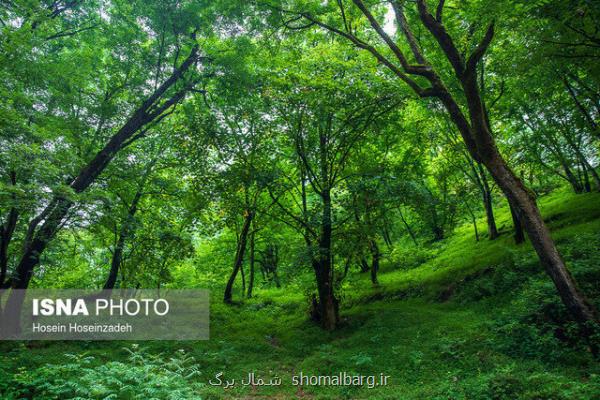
1;189;599;399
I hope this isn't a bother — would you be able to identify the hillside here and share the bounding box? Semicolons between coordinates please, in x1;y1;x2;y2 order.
2;189;599;399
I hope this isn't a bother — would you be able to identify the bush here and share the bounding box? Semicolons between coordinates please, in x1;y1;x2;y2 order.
431;368;600;400
490;277;595;363
10;345;203;399
388;246;439;270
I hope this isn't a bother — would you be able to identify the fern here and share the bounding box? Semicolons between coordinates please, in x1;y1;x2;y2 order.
11;345;204;400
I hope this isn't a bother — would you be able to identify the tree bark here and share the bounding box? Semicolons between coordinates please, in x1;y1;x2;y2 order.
223;210;254;304
477;164;499;239
104;156;157;289
464;199;479;241
240;256;246;294
0;171;18;287
484;151;597;325
398;206;418;246
557;122;599;191
508;199;525;245
313;189;338;331
382;223;393;248
359;257;370;273
0;213;18;288
581;161;592;193
539;129;584;193
570;143;600;191
369;239;380;285
562;160;584;193
247;228;255;298
103;188;143;290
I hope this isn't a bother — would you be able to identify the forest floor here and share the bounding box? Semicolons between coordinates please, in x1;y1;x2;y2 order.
1;188;600;399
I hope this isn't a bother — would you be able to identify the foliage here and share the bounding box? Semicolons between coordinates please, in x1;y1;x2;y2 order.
9;345;203;400
0;0;599;398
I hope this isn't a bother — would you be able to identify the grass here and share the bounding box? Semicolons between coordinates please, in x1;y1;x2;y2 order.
1;188;599;399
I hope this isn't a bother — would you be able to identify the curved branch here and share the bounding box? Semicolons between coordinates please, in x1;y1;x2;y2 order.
466;22;495;75
300;12;430;96
416;0;465;77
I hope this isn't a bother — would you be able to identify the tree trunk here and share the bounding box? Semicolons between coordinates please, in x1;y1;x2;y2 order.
453;35;599;330
581;157;600;192
478;164;499;240
482;151;598;326
508;199;525;245
369;239;380;285
313;190;339;331
104;230;126;290
432;224;444;241
464;200;479;241
317;0;599;334
339;257;351;281
0;171;18;287
435;43;599;330
223;210;254;304
359;257;370;273
482;189;498;239
460;70;599;327
562;129;600;191
247;228;255;298
556;155;584;193
104;156;156;290
398;206;418;246
0;208;18;287
581;161;592;193
382;223;393;249
240;254;246;294
472;215;479;241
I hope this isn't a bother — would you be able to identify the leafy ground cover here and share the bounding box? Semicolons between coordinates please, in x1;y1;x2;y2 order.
1;189;599;399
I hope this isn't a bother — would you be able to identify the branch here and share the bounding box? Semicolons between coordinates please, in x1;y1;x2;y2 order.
266;187;316;238
44;22;98;41
541;39;600;49
337;0;350;32
415;0;465;77
391;1;427;64
564;22;600;46
139;44;200;114
294;132;323;196
22;198;59;253
281;15;315;30
435;0;445;22
488;80;505;110
300;12;430;96
466;22;495;75
563;77;598;131
352;0;431;76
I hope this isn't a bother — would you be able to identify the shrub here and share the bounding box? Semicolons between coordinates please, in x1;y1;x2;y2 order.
388;246;439;270
10;345;203;399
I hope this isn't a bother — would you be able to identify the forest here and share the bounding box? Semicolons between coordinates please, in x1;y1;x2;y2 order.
0;0;599;399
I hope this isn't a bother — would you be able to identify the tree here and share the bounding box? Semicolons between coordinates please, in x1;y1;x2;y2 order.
269;0;599;330
0;0;213;336
265;42;396;329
